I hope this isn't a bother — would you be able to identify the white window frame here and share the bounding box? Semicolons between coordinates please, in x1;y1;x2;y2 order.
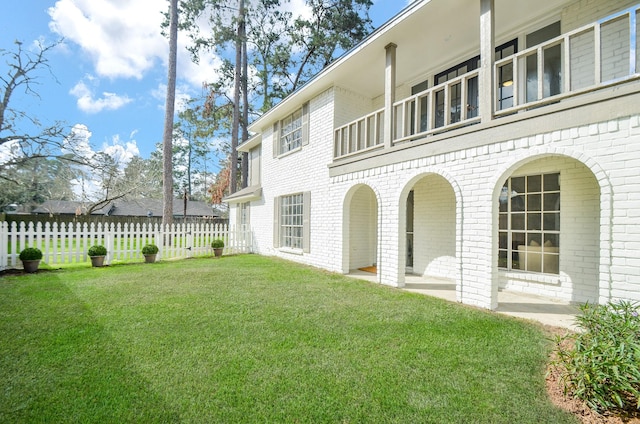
498;172;560;274
273;192;310;253
273;102;310;157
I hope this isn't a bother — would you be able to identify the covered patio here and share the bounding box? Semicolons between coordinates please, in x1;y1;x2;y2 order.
348;270;580;330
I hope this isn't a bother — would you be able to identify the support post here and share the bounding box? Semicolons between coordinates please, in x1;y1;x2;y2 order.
479;0;495;123
384;43;397;148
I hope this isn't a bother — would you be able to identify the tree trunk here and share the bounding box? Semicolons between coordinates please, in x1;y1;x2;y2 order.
162;0;178;226
240;1;249;189
230;0;245;194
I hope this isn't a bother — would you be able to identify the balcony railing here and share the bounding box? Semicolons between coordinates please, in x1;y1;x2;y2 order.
495;4;640;115
333;4;640;160
393;70;481;144
333;108;384;158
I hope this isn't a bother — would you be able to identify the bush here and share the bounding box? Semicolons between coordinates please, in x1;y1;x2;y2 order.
19;247;43;261
87;245;107;257
553;301;640;416
141;244;159;255
211;239;224;249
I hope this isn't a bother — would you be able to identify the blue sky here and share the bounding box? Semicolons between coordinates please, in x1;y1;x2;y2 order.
1;1;409;163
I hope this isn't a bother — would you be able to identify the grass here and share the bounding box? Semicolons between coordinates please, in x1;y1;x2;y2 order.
0;255;577;423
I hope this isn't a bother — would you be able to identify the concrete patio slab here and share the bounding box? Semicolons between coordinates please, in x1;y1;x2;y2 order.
348;270;579;330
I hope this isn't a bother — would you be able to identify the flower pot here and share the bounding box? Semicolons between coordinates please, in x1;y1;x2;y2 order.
22;259;40;273
213;248;223;258
90;255;105;267
144;254;157;263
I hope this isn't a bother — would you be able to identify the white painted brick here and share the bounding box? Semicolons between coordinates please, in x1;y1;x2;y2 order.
232;1;640;311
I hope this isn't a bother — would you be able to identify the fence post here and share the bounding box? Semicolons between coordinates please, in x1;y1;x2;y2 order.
0;222;7;270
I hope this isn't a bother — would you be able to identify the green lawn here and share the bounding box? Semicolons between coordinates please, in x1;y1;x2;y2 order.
0;255;576;423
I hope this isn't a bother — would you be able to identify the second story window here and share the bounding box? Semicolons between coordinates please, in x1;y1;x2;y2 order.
273;102;309;157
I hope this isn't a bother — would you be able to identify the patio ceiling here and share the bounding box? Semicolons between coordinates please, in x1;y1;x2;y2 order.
331;0;566;99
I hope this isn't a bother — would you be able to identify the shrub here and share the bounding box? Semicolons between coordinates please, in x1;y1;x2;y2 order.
141;244;159;255
19;247;43;261
211;239;224;249
552;301;640;416
87;245;107;257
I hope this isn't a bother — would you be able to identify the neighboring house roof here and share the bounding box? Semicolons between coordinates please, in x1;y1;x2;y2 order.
33;200;113;216
109;198;218;218
33;199;220;218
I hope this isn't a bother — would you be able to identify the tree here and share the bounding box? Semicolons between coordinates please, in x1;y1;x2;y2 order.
173;104;223;200
0;157;75;210
162;0;179;226
0;40;90;191
178;0;373;193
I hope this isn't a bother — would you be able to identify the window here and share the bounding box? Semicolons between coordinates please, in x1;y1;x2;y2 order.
274;192;310;252
498;173;560;274
434;56;480;127
496;39;518;110
238;202;249;231
273;103;309;156
410;80;429;134
432;40;516;127
526;21;562;102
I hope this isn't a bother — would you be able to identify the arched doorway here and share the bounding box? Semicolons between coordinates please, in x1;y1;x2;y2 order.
399;173;459;300
343;184;379;276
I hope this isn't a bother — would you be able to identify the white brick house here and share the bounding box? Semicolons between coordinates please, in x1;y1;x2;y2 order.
224;0;640;310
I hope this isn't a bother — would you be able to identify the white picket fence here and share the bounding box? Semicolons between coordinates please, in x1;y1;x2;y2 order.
0;221;252;271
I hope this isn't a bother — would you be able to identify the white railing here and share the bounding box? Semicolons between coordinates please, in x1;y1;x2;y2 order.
393;69;481;144
334;108;384;159
495;4;640;115
0;221;252;271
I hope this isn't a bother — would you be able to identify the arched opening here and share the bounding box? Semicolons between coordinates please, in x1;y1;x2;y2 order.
494;155;601;306
343;184;379;278
401;173;458;300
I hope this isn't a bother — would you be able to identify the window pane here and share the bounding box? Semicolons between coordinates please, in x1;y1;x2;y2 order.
499;232;508;249
527;213;542;230
511;177;525;194
528;194;541;211
543;212;560;231
527;175;541;192
512;196;525;212
544;173;560;191
544;233;559;249
499;185;509;212
544;193;560;211
435;90;445;128
513;232;526;247
512;213;525;230
499;213;508;229
527;234;542;247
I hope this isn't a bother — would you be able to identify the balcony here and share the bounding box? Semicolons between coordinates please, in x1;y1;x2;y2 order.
333;4;640;160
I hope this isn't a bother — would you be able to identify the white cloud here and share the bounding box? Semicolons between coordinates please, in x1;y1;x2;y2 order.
101;134;139;165
70;79;132;113
48;0;222;88
48;0;167;79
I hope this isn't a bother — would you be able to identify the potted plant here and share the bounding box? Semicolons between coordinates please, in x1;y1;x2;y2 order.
211;239;224;258
87;244;107;267
141;243;159;263
19;247;43;273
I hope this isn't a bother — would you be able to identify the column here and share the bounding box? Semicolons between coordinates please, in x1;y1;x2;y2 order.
384;43;397;148
479;0;495;124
